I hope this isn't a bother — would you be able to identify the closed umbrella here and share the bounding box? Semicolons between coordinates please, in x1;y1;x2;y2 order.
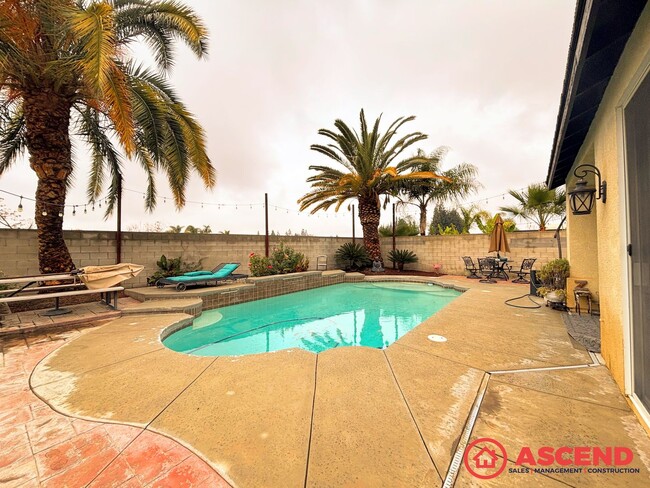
488;214;510;256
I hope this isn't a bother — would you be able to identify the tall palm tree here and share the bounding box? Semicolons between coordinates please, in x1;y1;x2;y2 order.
397;148;480;235
0;0;215;273
298;110;449;261
500;184;566;231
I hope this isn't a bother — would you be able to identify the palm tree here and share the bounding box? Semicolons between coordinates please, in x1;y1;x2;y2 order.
298;110;449;261
500;184;566;231
459;205;488;234
200;225;212;234
397;148;480;235
0;1;214;273
184;225;199;234
166;225;184;233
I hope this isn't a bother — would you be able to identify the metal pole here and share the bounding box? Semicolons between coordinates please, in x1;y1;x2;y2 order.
392;203;396;269
116;176;122;264
265;193;269;257
554;216;567;259
352;205;355;243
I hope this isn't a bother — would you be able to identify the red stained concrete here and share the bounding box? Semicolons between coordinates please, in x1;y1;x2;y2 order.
0;331;230;487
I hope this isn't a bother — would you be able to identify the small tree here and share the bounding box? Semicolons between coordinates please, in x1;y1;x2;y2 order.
476;213;517;234
429;206;463;235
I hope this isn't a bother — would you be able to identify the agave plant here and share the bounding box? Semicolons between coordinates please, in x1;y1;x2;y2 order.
387;249;418;271
335;242;371;271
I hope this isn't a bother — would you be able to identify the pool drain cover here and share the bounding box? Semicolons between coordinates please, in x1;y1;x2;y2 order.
428;334;447;343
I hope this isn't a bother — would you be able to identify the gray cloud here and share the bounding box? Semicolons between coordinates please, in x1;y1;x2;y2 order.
0;0;575;234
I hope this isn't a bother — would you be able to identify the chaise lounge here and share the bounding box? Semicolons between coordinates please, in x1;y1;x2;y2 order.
156;263;248;291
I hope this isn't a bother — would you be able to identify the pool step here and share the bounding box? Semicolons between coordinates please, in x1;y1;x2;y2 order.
121;298;203;317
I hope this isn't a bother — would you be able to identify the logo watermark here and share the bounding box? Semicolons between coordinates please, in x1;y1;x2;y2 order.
463;438;641;480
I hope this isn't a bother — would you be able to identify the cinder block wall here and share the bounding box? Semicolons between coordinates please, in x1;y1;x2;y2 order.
0;229;565;288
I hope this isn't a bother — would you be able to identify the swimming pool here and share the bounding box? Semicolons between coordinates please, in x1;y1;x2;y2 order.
163;282;460;356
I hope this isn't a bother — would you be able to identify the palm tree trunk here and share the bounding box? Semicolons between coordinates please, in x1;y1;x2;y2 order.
358;196;382;262
23;90;75;274
419;204;427;236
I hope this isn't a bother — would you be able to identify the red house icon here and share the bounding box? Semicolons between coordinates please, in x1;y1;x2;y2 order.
473;447;499;469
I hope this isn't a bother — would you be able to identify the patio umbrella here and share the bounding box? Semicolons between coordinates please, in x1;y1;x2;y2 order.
488;214;511;256
79;263;144;289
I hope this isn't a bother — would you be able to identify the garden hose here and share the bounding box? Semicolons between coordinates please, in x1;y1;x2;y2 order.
505;293;544;309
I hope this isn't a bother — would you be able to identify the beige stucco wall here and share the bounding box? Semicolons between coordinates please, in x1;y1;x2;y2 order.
564;4;650;392
0;229;564;288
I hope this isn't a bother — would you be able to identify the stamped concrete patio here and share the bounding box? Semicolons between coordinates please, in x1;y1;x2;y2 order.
2;276;650;486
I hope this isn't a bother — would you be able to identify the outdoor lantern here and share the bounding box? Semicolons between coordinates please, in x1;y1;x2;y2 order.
568;164;606;215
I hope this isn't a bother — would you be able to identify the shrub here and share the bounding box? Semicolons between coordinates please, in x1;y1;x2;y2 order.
335;242;371;271
249;253;274;277
249;243;310;277
147;254;203;285
537;258;570;298
387;249;418;271
378;217;419;237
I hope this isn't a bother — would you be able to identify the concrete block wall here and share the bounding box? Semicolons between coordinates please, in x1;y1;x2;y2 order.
0;229;565;288
382;231;566;274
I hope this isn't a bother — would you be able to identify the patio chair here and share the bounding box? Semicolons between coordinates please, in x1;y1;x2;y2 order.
512;258;537;284
156;263;247;291
462;256;481;279
478;257;497;283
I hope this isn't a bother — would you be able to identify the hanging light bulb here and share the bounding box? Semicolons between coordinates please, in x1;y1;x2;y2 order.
98;200;102;209
92;204;95;211
84;205;87;214
17;196;23;212
72;206;76;216
58;210;63;217
42;210;48;216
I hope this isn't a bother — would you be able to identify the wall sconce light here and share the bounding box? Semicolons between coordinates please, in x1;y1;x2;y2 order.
568;164;607;215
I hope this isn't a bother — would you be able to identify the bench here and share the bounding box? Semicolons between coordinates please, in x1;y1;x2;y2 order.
0;287;124;316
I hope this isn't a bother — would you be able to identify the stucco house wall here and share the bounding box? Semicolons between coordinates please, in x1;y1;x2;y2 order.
564;5;650;393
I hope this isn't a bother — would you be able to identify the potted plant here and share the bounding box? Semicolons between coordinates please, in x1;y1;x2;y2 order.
387;249;418;271
536;258;570;305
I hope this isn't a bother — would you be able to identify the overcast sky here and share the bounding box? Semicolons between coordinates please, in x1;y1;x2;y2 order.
0;0;576;235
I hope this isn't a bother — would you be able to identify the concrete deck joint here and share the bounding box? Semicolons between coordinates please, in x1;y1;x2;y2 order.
382;350;442;480
443;373;490;488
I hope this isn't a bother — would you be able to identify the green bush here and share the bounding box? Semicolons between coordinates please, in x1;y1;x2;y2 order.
537;258;570;297
387;249;418;271
147;254;203;285
335;242;371;271
248;253;274;277
378;217;419;237
249;243;309;277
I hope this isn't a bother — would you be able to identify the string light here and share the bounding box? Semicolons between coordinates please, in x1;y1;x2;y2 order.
72;206;76;216
41;210;47;216
17;196;23;212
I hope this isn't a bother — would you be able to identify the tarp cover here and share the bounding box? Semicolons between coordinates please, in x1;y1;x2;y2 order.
79;263;144;289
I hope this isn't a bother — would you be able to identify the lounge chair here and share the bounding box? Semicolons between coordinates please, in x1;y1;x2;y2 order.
156;263;247;291
462;256;481;279
512;258;536;284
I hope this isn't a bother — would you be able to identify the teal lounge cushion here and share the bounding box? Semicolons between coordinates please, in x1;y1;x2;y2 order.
167;275;203;282
213;263;239;278
183;271;213;277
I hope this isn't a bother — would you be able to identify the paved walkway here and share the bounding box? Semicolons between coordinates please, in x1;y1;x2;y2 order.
0;299;140;337
0;331;229;487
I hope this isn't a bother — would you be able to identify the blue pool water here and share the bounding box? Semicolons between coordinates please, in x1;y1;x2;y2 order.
163;282;460;356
